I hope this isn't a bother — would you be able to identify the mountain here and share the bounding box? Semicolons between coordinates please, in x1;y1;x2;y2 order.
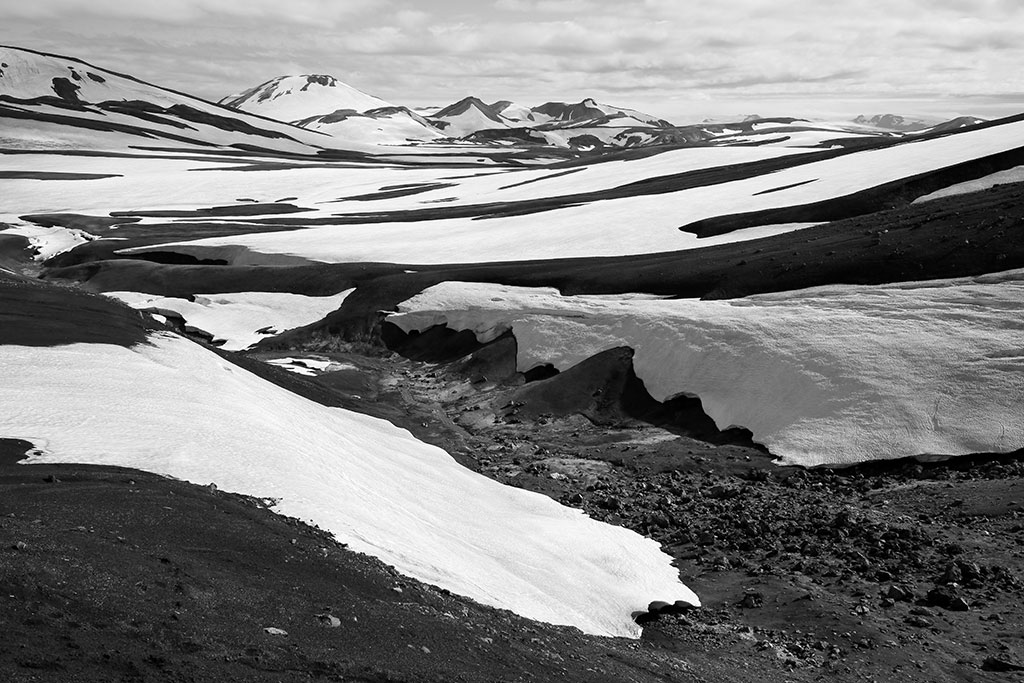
220;74;392;123
427;96;513;137
853;113;933;131
531;98;671;127
0;45;349;155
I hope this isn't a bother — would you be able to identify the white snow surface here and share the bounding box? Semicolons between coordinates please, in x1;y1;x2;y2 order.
222;75;393;123
302;110;443;144
914;165;1024;202
105;290;352;351
264;357;353;376
0;223;92;260
388;274;1024;467
129;116;1024;265
0;332;699;637
431;106;511;138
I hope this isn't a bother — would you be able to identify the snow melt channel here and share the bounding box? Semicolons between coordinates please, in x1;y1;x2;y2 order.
0;332;697;637
388;274;1024;467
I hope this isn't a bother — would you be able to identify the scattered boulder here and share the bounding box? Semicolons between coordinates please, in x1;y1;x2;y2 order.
316;613;342;628
981;656;1024;672
738;591;764;609
263;627;288;636
885;585;915;602
925;586;970;611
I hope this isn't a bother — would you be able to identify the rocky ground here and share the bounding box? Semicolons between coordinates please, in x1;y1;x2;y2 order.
243;333;1024;683
2;328;1023;682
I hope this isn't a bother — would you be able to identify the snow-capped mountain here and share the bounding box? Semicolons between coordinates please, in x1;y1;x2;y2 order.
220;74;393;123
853;113;934;131
427;96;514;137
0;45;348;154
531;98;671;128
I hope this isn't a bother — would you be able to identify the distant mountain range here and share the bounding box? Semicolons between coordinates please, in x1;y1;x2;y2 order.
0;43;989;155
216;72;990;151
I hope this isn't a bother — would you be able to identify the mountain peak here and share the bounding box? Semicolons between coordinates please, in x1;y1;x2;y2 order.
220;74;392;123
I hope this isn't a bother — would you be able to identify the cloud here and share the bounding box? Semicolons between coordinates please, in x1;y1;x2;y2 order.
0;0;383;26
2;0;1021;120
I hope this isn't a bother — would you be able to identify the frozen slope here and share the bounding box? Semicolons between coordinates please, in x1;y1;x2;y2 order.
133;116;1024;264
0;332;698;637
221;74;393;123
388;273;1024;466
105;290;353;351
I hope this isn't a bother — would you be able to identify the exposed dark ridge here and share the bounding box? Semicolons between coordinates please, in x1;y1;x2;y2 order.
21;213;142;233
682;144;1024;237
46;259;392;297
0;270;157;347
333;183;457;202
49;76;82;104
431;96;506;122
110;203;311;219
809;447;1024;474
380;322;497;363
122;251;229;266
98;99;198;129
0;171;120;180
508;346;762;448
0;102;217;146
0;232;33;271
0;438;34;465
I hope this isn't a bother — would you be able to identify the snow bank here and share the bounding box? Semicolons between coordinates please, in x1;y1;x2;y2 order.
0;332;698;637
105;290;353;351
914;165;1024;203
388;275;1024;466
0;223;93;260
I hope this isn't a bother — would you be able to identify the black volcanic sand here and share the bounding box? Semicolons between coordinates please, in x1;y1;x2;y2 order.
239;333;1024;683
109;203;312;218
0;271;157;346
0;233;34;272
0;460;831;683
0;171;121;180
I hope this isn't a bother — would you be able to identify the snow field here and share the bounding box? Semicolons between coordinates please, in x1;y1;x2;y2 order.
388;273;1024;466
105;289;353;350
1;331;699;637
122;117;1024;265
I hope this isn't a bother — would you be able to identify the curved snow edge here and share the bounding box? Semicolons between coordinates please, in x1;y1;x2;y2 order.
1;332;699;637
387;275;1024;467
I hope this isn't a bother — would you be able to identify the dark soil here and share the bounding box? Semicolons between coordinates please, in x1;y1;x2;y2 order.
238;330;1024;683
0;271;157;347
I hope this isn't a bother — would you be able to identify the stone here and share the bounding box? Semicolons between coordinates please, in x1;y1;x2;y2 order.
316;614;342;628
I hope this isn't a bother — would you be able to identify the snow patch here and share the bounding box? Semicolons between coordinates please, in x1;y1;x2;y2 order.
105;290;353;351
388;275;1024;467
1;332;699;637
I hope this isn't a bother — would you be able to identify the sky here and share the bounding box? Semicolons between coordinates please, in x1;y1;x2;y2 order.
2;0;1023;122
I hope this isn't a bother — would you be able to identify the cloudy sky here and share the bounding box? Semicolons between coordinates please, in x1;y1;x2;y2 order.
2;0;1022;121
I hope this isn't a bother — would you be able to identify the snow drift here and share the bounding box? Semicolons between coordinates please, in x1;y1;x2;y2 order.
0;331;698;637
388;274;1024;466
